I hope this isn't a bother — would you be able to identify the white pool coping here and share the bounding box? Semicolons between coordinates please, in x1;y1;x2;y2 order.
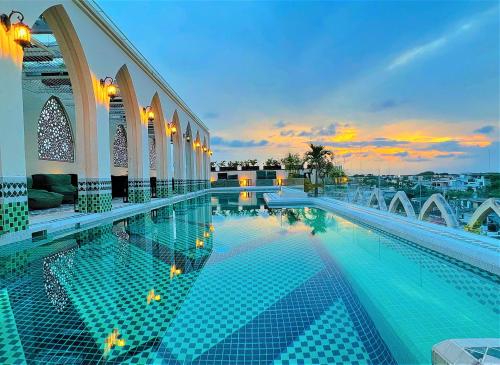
264;190;500;276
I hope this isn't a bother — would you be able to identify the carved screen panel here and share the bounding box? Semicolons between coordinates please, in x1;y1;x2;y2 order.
37;96;75;162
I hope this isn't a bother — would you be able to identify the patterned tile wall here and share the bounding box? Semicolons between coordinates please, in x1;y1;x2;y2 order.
77;178;112;213
0;177;29;235
128;179;151;203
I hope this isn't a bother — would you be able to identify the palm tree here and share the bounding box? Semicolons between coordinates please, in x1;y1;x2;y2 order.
304;144;332;196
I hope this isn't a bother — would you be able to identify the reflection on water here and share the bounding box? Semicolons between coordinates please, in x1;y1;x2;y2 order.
0;193;498;365
0;195;213;363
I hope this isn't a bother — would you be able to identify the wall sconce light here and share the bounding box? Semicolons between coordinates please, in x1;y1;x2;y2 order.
143;106;155;122
100;77;118;99
1;11;31;47
184;133;191;142
168;122;177;144
195;141;201;148
202;145;208;152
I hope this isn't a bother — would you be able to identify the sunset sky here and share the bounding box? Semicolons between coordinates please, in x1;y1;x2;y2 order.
98;0;499;174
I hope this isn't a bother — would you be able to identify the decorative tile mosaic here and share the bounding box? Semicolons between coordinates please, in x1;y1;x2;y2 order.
0;201;29;235
275;300;371;365
156;179;172;198
77;178;112;213
128;179;152;203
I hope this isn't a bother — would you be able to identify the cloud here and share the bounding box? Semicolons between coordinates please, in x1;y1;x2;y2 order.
435;153;458;158
324;138;410;148
473;125;495;134
313;123;337;136
274;120;289;128
405;156;431;162
280;130;295;137
370;99;404;112
298;130;313;137
382;151;409;157
387;36;447;70
211;136;269;148
203;112;219;119
386;7;496;71
287;122;340;138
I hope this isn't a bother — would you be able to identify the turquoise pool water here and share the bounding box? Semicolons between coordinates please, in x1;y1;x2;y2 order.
0;192;498;364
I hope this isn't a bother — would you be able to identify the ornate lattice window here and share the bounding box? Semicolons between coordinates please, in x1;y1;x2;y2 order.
113;124;128;167
149;137;157;169
37;96;74;162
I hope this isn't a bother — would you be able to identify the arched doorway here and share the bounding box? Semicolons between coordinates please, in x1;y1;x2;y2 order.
22;12;85;218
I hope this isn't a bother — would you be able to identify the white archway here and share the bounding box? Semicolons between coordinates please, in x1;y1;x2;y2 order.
389;191;416;218
367;188;387;211
419;193;458;228
468;198;500;228
353;188;364;204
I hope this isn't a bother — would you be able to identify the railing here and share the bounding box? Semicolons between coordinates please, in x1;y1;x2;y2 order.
311;184;499;238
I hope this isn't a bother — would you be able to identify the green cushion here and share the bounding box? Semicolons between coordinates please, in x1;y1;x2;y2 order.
51;184;77;194
44;174;72;186
28;189;64;210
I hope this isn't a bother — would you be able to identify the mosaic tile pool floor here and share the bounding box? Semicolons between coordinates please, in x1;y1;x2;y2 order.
1;192;499;364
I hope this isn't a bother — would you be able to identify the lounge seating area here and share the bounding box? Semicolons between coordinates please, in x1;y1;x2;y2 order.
27;174;77;210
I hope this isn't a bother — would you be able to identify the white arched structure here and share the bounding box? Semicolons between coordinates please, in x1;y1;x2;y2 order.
353;188;364;204
0;0;210;236
468;198;500;228
418;193;459;228
388;191;416;219
367;188;387;211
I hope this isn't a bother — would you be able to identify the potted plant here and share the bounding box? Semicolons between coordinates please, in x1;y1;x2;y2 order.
227;161;239;171
281;153;303;177
264;158;282;170
218;160;229;171
241;159;259;171
210;161;217;172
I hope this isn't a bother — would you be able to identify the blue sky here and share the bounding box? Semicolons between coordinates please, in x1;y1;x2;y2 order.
98;0;499;174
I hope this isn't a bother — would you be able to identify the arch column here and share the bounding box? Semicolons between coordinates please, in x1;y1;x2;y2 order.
170;111;186;195
0;28;29;235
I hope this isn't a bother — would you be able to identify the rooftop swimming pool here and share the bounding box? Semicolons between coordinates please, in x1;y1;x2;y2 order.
1;192;498;364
